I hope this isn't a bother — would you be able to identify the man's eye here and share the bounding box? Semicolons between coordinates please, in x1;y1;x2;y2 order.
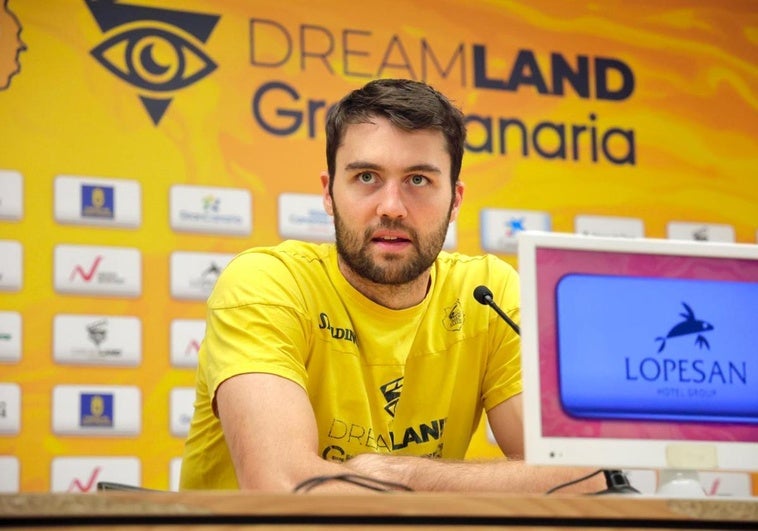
410;175;428;186
358;172;375;183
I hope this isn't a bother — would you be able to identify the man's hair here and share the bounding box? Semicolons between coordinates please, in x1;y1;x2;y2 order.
325;79;467;190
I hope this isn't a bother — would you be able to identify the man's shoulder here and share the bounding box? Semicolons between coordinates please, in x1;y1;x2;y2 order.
208;241;335;308
436;251;516;275
229;240;334;269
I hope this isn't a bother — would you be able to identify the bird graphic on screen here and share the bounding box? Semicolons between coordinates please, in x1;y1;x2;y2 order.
655;302;714;353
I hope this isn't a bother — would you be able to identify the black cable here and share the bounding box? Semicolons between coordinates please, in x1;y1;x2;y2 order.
293;473;413;493
544;468;604;494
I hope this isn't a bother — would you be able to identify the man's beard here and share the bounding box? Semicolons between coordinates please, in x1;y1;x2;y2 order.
332;206;451;286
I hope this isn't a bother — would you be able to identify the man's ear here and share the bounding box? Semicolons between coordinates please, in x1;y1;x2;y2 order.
449;180;465;222
320;171;333;216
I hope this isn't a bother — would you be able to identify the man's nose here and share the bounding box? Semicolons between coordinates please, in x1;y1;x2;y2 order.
375;182;407;219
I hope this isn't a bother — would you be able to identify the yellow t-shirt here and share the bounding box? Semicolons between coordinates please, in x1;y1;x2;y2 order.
180;240;521;489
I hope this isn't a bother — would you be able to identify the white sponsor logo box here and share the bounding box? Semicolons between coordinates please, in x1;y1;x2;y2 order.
574;214;644;237
480;209;551;254
171;184;252;235
54;244;141;297
170;251;234;300
0;240;22;291
54;175;141;228
622;469;656;493
278;193;335;241
698;471;752;497
51;457;141;493
443;221;457;251
0;456;20;493
169;457;182;492
0;170;23;220
0;383;21;434
667;221;735;243
169;387;195;437
0;311;21;363
52;385;141;436
170;318;204;367
53;314;141;366
624;469;753;497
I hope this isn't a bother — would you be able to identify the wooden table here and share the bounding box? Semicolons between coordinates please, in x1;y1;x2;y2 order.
1;491;757;530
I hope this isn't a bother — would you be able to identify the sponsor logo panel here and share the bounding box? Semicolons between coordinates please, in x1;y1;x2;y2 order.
169;387;195;437
667;221;735;243
0;169;23;220
170;184;252;235
0;311;21;362
169;457;182;492
54;175;141;228
697;471;752;497
170;318;204;367
170;251;233;300
54;244;141;297
53;314;141;366
479;208;551;253
0;240;22;291
0;456;20;493
278;193;334;241
52;385;141;436
623;469;752;497
0;383;21;434
574;214;644;237
50;456;141;493
443;221;457;251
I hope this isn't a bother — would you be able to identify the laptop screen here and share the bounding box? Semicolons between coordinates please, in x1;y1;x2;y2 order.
518;232;758;470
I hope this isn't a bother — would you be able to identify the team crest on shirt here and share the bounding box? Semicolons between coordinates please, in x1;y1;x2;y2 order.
442;299;464;331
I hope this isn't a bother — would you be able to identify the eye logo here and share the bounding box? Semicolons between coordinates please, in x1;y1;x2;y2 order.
85;0;220;125
655;302;714;353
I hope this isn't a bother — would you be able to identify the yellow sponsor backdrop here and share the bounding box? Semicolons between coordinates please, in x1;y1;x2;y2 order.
0;0;756;492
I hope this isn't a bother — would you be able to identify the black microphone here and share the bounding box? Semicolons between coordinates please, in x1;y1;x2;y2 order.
473;285;520;336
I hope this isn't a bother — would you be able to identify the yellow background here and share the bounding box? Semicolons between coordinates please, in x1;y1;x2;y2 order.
0;0;756;492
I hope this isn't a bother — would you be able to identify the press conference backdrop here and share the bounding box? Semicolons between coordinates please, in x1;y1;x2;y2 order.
0;0;756;494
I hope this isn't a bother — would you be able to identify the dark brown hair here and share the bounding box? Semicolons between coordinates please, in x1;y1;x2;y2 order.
325;79;466;192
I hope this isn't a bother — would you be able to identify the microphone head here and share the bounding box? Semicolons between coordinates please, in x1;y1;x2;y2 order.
473;285;493;305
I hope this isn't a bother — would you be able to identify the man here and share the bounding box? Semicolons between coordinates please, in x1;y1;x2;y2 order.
180;78;603;493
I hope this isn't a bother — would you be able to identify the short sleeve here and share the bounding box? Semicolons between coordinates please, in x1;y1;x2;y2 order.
201;250;313;412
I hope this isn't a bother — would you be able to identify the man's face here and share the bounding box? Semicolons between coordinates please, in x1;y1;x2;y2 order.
322;115;463;286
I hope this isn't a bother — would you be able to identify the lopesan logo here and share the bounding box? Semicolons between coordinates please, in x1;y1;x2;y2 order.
317;313;357;344
84;0;219;125
655;302;713;353
624;302;747;386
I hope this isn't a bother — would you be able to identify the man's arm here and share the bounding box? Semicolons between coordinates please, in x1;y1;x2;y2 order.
218;373;604;493
346;395;606;494
216;371;359;491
